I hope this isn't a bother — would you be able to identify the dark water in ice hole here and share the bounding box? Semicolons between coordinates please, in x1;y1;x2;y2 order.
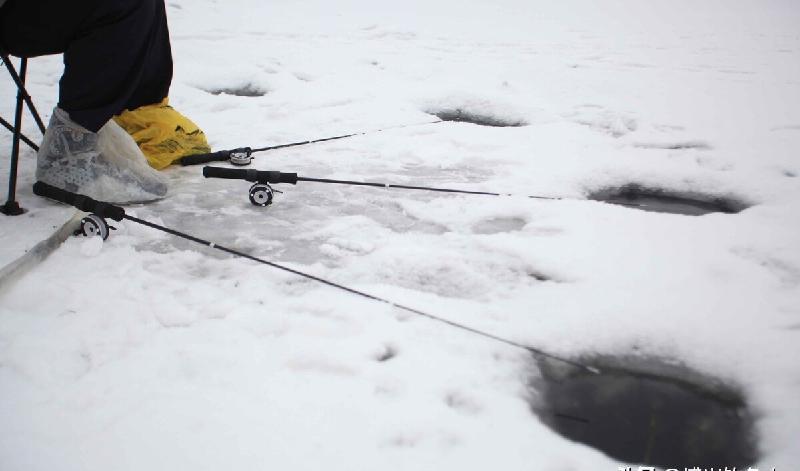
529;356;758;469
590;186;747;216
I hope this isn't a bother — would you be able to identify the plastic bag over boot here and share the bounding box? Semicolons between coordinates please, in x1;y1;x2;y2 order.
35;108;168;204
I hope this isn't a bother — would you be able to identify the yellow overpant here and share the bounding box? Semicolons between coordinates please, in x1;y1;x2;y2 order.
114;99;211;169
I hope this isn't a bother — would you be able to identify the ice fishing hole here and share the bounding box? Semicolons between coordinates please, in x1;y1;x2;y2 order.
426;109;527;127
589;185;748;216
529;356;758;469
206;84;267;97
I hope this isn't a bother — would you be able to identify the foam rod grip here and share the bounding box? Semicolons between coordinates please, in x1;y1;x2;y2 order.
179;150;231;166
202;166;249;180
202;167;298;185
32;181;126;221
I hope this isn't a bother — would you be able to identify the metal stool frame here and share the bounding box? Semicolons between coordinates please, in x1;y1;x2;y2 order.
1;50;46;215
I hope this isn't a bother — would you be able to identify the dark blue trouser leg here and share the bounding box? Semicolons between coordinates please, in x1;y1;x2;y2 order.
0;0;173;132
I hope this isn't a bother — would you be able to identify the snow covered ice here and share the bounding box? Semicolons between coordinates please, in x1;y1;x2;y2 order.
1;0;800;469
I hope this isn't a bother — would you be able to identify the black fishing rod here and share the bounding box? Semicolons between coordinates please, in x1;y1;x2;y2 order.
179;119;444;167
201;166;644;209
31;180;599;375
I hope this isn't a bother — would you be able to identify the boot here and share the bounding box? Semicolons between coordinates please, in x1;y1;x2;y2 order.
36;107;168;203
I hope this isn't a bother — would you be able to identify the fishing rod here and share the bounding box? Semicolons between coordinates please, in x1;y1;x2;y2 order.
31;180;599;375
178;119;444;167
201;166;644;209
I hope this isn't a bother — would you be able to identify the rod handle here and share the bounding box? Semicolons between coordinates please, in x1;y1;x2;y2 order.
32;182;126;221
202;166;298;185
179;150;233;166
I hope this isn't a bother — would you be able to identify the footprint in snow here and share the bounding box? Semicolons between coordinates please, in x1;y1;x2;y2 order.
471;217;526;234
634;140;712;151
374;344;398;362
203;83;268;97
444;391;483;415
568;105;637;138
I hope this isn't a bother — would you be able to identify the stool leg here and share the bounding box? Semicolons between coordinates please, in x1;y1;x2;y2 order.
0;116;39;151
1;53;46;134
1;57;28;216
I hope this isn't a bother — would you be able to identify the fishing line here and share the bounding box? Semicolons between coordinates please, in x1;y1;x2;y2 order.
179;119;444;166
202;166;644;208
32;181;600;375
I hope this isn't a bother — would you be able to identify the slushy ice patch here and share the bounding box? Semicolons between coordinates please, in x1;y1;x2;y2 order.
589;184;748;215
528;355;758;469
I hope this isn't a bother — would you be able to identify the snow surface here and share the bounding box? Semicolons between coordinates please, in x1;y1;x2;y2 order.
1;0;800;469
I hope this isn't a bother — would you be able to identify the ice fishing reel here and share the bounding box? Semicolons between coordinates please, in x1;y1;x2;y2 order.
203;166;298;207
179;147;254;166
229;148;254;166
75;214;116;240
32;182;128;242
249;183;277;206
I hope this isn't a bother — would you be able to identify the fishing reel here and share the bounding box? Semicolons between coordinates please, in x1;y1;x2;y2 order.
179;147;253;166
249;183;282;206
229;148;253;166
75;213;116;240
202;167;295;207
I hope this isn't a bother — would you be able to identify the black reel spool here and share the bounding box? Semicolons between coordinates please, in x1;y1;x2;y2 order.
76;214;114;240
249;183;275;206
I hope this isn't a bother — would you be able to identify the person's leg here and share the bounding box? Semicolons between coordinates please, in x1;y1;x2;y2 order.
0;0;74;58
61;0;173;132
1;0;172;132
58;0;209;169
2;0;171;202
3;0;204;200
